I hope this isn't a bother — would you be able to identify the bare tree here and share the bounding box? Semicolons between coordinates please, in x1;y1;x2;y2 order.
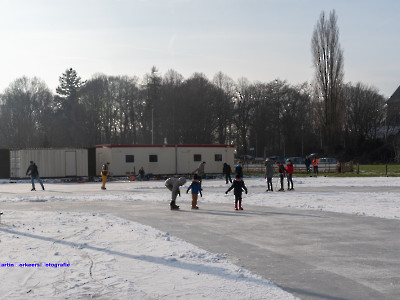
311;10;344;152
212;72;235;144
0;77;53;147
344;82;386;142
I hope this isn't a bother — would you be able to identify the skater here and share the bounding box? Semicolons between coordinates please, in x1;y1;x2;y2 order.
101;162;110;190
235;161;243;179
165;176;187;210
276;161;286;191
305;156;311;174
26;161;45;191
138;167;145;181
186;174;202;209
286;160;294;190
313;156;319;177
264;158;274;191
226;175;248;210
192;161;206;186
222;162;232;184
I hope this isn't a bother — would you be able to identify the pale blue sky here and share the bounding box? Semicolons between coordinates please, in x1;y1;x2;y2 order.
0;0;398;97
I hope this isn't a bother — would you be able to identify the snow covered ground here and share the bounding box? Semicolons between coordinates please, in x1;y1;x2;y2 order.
0;176;399;299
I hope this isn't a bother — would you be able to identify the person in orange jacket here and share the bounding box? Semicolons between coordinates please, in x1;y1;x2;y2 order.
312;157;319;177
286;160;294;190
101;162;110;190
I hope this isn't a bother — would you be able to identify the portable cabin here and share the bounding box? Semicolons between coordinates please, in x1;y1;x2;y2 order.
96;144;235;176
10;148;88;178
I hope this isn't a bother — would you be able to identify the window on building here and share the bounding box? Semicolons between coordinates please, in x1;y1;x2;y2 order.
149;155;158;162
215;154;223;161
194;154;202;161
125;155;134;163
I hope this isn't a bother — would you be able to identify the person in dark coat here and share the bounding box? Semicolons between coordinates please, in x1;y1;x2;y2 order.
305;156;311;174
264;158;274;192
26;161;45;191
138;167;145;181
222;163;232;184
225;175;248;210
276;162;287;191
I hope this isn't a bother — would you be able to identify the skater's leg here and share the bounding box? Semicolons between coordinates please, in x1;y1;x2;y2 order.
31;175;35;190
268;178;273;191
287;174;292;189
191;194;198;208
234;195;239;210
101;175;107;189
239;196;243;210
279;174;284;190
37;176;45;190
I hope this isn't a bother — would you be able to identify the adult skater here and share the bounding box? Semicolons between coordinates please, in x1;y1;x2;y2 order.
235;161;243;179
138;167;145;181
264;158;274;191
26;161;45;191
165;176;187;210
276;161;287;191
286;160;294;190
222;162;232;184
305;156;311;174
101;162;110;190
226;175;248;210
192;161;206;186
313;157;319;177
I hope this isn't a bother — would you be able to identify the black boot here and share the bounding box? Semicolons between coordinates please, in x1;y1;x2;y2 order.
170;200;180;210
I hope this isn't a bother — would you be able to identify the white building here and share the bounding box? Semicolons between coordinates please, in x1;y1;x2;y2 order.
10;148;88;178
96;144;235;176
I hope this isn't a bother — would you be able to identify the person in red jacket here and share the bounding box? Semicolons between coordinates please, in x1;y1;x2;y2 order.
312;157;319;177
286;160;294;190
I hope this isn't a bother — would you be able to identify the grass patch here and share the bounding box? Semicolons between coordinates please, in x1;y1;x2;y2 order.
244;164;400;177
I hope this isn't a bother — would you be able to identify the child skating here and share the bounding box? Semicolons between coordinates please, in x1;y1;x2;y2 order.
225;175;248;210
186;174;202;209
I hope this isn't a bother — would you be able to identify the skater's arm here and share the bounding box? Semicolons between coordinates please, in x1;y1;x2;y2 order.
242;182;248;194
226;183;234;194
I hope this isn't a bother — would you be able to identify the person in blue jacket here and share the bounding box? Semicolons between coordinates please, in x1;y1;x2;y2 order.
235;161;243;178
186;174;202;209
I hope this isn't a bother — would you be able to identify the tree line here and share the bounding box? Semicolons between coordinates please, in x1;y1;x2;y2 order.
0;10;391;162
0;66;387;161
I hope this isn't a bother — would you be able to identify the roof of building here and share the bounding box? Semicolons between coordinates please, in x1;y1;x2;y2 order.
96;144;235;148
387;85;400;104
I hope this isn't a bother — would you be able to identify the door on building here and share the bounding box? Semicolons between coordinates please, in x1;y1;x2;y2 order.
65;151;77;177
